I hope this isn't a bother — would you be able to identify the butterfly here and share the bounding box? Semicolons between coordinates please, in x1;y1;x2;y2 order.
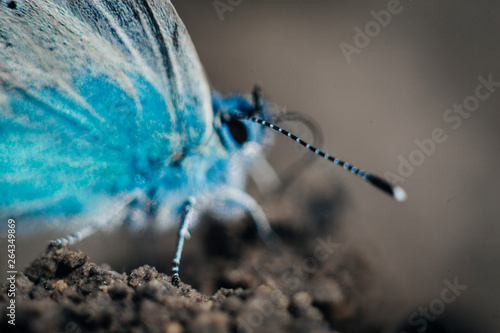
0;0;405;286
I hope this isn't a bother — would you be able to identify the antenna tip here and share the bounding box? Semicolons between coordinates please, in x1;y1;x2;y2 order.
366;174;407;202
393;186;407;202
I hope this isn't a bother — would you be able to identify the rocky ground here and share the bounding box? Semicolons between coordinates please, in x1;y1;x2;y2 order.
0;184;472;332
0;241;371;333
0;184;395;333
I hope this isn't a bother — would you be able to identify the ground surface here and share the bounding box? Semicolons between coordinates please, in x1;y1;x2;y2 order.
0;180;476;333
0;189;394;333
0;244;369;333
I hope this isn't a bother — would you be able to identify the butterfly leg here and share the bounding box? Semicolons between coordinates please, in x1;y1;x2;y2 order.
49;226;96;246
211;187;281;249
171;197;199;286
249;155;281;194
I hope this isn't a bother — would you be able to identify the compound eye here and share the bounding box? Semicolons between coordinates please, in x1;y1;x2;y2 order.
226;119;248;145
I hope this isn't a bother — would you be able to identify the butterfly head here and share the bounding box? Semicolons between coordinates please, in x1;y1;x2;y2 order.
211;87;406;201
212;86;271;155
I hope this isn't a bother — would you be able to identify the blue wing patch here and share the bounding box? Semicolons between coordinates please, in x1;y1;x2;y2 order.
0;0;219;229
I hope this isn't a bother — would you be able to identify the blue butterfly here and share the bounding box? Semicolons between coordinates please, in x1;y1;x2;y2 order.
0;0;405;285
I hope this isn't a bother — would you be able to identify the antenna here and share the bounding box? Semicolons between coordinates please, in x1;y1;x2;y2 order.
238;114;407;202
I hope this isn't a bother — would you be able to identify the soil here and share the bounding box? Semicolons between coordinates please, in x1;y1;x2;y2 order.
0;243;370;333
0;183;398;333
0;181;476;333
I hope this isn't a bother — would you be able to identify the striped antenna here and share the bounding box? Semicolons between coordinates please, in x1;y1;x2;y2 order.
239;115;407;202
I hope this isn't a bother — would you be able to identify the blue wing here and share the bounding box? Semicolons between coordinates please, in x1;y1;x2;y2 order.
0;0;212;227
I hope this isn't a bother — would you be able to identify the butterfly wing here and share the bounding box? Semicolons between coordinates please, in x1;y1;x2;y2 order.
0;0;212;225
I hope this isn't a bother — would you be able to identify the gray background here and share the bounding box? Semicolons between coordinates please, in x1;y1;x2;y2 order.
5;0;499;331
173;0;499;331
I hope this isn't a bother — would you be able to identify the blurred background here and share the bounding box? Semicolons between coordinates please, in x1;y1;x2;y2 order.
4;0;500;332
